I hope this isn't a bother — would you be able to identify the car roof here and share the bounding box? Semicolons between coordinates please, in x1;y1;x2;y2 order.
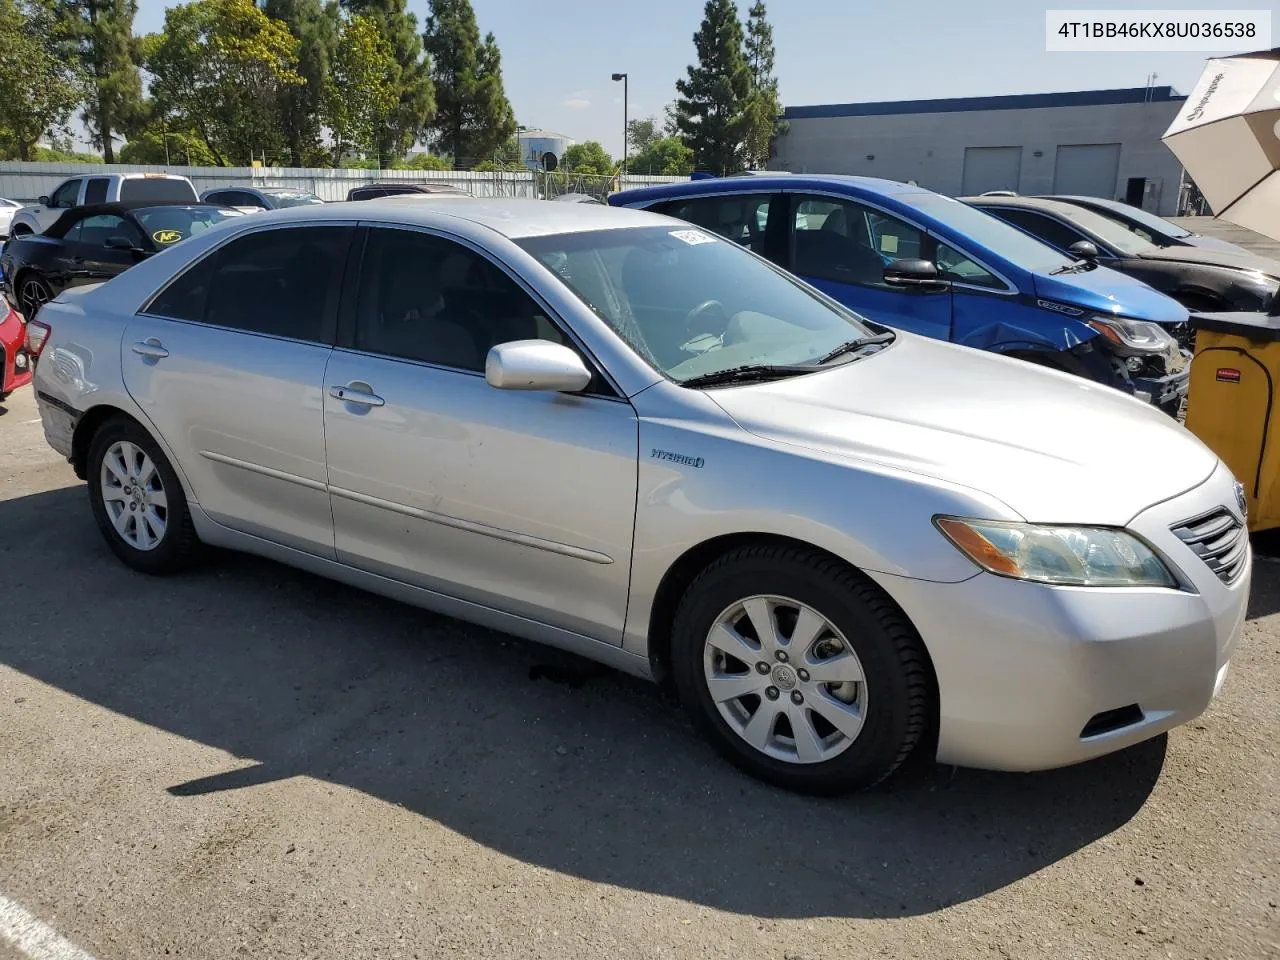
961;195;1081;216
235;196;668;238
611;173;932;206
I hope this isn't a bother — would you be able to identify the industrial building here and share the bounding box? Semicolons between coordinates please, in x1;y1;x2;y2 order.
770;86;1190;216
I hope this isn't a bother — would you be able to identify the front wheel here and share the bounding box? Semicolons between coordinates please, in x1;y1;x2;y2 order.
87;417;201;573
670;545;933;795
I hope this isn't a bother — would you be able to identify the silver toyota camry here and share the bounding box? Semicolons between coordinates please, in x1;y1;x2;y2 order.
25;199;1249;794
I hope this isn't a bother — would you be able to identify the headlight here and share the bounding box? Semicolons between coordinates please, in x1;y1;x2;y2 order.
935;517;1176;587
1087;315;1179;356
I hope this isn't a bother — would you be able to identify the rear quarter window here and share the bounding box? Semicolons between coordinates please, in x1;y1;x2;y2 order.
119;178;199;203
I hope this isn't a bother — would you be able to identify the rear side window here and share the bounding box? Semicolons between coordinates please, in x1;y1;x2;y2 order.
83;178;109;204
119;177;198;203
146;226;351;342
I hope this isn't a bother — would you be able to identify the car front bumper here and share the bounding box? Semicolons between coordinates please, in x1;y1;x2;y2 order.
869;460;1249;772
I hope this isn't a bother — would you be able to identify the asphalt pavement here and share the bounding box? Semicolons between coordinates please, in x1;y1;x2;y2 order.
0;384;1277;960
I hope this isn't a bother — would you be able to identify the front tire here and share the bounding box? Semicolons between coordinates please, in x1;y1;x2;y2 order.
87;417;201;573
670;545;932;795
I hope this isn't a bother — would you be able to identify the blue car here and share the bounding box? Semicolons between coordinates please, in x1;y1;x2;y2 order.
609;175;1191;413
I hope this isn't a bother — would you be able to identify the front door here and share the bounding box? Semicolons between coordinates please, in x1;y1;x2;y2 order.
65;213;146;287
121;223;352;556
322;225;639;642
785;193;952;341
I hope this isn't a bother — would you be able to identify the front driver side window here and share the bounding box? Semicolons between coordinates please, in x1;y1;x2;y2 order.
791;196;924;288
355;228;565;372
986;208;1087;253
49;180;81;209
77;214;145;248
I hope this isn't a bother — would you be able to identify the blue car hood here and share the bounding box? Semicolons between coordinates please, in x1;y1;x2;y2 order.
1033;264;1189;326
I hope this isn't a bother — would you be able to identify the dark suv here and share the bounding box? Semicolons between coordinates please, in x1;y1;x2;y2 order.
346;183;469;202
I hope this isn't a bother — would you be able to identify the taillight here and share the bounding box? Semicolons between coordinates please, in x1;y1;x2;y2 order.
25;318;51;358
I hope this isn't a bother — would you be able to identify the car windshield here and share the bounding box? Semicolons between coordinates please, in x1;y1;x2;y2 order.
517;225;877;383
901;193;1073;273
1073;198;1192;240
133;205;241;247
1041;203;1160;255
264;191;324;207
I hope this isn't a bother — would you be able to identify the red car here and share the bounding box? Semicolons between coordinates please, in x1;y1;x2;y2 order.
0;301;31;401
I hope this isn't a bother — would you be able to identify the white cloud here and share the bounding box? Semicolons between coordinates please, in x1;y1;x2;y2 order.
562;98;592;109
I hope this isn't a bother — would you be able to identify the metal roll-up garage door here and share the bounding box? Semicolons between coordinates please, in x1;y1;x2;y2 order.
961;146;1023;195
1052;143;1122;199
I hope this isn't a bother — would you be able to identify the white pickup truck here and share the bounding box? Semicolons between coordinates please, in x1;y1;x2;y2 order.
9;173;199;236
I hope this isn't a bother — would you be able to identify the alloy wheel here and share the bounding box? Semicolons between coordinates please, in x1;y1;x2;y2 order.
703;594;867;764
19;277;50;318
99;440;168;551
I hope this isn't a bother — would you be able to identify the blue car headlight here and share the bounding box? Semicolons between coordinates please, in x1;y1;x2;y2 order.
1086;315;1180;356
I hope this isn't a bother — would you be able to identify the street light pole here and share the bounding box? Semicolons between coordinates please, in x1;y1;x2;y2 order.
612;72;628;177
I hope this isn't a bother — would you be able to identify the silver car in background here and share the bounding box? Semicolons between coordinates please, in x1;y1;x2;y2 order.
26;200;1249;794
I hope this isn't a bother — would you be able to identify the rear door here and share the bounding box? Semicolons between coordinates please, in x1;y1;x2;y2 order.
122;223;353;556
782;192;952;341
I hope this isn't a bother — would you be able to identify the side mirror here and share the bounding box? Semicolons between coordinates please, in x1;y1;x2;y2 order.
883;258;950;291
104;235;135;251
1068;240;1099;260
485;339;592;393
37;196;49;206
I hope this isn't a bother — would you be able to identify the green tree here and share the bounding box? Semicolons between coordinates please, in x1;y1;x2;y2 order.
322;14;397;164
629;136;694;176
563;140;615;176
0;0;82;160
342;0;434;166
421;0;515;164
741;0;782;169
119;126;218;164
142;0;303;165
627;116;660;154
398;151;450;170
263;0;339;167
674;0;751;176
52;0;144;162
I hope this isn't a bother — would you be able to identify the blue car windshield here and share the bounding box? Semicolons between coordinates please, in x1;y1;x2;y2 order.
900;193;1072;274
518;225;878;383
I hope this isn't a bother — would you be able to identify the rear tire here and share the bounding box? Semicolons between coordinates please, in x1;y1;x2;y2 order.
670;544;932;795
87;416;201;574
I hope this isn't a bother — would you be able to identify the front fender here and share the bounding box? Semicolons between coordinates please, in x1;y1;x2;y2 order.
955;315;1100;354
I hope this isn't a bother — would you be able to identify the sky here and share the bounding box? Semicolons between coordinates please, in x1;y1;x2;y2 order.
128;0;1256;157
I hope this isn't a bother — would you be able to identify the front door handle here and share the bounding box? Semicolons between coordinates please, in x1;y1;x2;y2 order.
329;384;384;407
131;338;169;359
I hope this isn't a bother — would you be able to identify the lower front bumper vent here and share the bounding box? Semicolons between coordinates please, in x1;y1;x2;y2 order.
1080;704;1145;739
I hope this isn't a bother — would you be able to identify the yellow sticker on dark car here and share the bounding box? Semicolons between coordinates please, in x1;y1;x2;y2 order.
152;229;183;244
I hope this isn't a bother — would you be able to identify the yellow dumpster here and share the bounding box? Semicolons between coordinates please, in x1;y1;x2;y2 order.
1185;313;1280;532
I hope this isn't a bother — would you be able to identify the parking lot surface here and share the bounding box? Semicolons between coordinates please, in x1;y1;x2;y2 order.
0;384;1277;960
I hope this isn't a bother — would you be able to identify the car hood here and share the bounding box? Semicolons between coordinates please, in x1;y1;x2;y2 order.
1185;234;1252;255
1138;244;1280;278
1032;264;1190;325
709;334;1218;526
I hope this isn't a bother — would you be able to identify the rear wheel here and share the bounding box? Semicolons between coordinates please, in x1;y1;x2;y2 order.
670;545;933;795
18;274;52;319
87;417;201;573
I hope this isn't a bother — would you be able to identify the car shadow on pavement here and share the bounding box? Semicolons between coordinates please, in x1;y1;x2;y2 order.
0;485;1188;919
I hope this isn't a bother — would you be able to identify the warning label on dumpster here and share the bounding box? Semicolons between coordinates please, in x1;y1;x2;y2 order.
1216;368;1241;383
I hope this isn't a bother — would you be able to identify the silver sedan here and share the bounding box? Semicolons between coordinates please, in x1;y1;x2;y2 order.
25;199;1249;794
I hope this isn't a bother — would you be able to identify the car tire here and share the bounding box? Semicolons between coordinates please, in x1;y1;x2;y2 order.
670;544;932;795
87;416;201;574
18;274;53;319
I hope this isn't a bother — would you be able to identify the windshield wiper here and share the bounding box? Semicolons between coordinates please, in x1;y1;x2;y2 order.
816;331;896;365
1049;259;1093;275
680;363;821;388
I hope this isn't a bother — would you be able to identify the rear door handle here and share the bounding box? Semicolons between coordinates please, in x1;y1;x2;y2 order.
329;384;384;407
131;339;169;359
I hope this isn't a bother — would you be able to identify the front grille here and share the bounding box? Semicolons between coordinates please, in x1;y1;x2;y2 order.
1171;508;1248;584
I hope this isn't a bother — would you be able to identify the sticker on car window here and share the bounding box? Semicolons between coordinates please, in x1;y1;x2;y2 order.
669;229;715;246
880;235;899;254
151;229;184;245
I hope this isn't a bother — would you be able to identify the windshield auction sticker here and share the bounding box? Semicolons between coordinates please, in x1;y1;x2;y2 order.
152;229;183;244
670;229;716;245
